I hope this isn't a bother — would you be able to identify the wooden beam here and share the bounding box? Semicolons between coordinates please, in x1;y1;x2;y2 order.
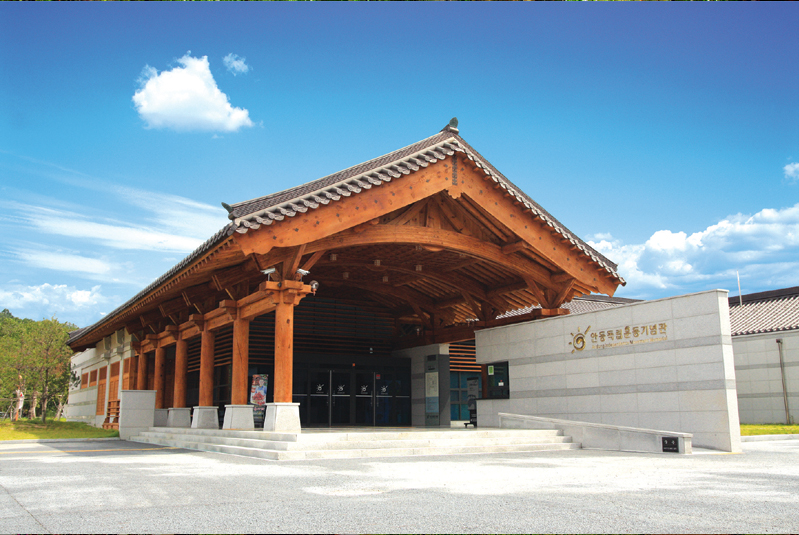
550;279;576;309
486;280;528;299
284;244;307;281
301;226;555;287
319;259;492;304
442;257;480;272
501;241;527;255
237;290;279;322
235;161;454;256
387;199;429;227
300;250;326;273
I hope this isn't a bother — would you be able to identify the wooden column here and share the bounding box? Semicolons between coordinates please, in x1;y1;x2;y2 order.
231;317;250;405
136;349;149;390
153;346;166;409
199;327;215;407
273;294;296;403
173;337;188;408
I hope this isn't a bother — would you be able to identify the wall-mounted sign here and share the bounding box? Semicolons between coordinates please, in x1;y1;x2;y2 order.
569;322;669;353
662;436;679;453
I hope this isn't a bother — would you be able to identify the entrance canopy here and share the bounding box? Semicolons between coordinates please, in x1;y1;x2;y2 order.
69;119;624;354
68;120;624;427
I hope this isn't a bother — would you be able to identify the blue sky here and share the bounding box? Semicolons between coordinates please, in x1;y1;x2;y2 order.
1;3;797;328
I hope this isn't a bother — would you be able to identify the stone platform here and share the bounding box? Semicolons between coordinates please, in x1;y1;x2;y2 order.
129;426;580;461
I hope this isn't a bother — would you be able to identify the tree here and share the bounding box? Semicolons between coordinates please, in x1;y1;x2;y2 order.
0;311;76;422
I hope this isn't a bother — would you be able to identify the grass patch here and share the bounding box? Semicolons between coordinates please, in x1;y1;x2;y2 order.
741;423;799;436
0;419;119;441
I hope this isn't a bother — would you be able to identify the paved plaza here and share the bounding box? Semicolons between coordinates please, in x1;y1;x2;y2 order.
1;438;797;534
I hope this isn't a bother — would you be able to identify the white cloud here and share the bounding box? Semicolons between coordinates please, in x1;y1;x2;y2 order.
0;283;110;322
785;162;799;184
15;249;112;275
15;205;205;253
223;53;250;76
133;54;254;132
591;203;799;298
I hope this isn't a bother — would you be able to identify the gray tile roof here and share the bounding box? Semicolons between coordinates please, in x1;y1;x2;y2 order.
729;286;799;336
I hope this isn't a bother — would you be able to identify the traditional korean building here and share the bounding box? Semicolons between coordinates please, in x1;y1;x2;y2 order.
67;119;626;432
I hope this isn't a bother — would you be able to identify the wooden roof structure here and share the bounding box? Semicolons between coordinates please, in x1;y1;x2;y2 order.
68;119;625;352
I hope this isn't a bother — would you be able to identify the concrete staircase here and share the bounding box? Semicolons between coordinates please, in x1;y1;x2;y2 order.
129;427;580;461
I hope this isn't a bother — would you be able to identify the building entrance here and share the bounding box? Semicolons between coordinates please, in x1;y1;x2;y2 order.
294;367;411;427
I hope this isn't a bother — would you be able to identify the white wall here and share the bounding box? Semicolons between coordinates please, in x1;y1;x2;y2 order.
476;290;741;452
733;329;799;424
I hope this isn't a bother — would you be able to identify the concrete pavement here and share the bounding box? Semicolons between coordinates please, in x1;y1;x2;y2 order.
1;438;797;533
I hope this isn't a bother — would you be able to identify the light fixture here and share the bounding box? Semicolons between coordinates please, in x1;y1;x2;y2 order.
261;267;277;281
310;280;319;295
296;268;310;276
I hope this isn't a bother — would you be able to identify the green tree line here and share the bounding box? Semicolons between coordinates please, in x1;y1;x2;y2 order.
0;309;78;423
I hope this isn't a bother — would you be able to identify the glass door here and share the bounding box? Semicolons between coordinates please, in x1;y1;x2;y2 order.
331;371;352;425
375;373;394;426
308;369;330;426
355;372;374;425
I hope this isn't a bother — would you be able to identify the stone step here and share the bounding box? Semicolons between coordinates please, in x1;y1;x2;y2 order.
133;430;573;452
130;434;581;461
147;427;563;443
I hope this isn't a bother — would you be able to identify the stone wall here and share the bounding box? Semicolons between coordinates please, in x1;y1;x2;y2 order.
476;290;741;452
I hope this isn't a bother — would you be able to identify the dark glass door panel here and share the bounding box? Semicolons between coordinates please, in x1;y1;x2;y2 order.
375;396;394;426
331;371;352;425
355;372;374;425
308;370;330;426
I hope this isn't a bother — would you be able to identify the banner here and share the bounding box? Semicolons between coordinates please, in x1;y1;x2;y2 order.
250;375;268;428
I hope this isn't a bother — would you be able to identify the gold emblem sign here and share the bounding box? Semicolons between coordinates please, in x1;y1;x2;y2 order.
569;326;590;354
569;323;669;353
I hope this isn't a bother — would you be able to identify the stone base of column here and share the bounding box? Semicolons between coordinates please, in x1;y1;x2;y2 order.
153;409;169;427
223;405;255;430
263;402;301;433
191;406;219;429
166;407;191;428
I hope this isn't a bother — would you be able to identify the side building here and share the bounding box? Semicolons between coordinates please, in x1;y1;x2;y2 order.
730;286;799;425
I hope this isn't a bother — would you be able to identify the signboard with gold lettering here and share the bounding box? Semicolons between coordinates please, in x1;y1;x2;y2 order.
569;322;669;353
